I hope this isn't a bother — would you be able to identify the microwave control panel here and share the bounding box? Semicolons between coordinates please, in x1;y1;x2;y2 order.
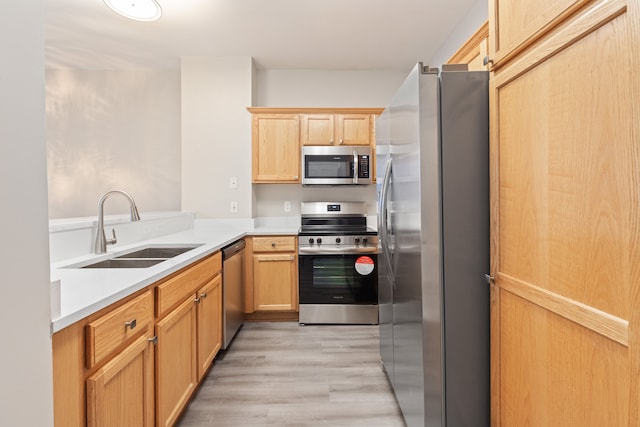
358;155;370;178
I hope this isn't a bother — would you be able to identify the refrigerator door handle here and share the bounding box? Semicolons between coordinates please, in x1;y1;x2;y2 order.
379;158;394;279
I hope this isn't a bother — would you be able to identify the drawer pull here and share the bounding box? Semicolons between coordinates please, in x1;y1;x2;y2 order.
148;336;158;345
124;319;137;330
200;292;208;299
194;296;201;304
271;242;276;247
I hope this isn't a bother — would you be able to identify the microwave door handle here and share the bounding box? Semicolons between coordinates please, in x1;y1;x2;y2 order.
353;151;358;184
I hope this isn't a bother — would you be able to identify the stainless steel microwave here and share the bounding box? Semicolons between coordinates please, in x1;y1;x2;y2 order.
302;145;372;185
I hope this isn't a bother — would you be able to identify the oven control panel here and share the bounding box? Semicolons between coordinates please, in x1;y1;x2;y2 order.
298;235;379;254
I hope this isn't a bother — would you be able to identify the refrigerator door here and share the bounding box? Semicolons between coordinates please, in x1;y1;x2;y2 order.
376;107;395;385
391;63;443;427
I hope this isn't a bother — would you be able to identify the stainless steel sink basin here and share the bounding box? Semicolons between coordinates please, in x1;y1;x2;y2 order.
65;244;204;269
81;258;166;269
115;245;201;259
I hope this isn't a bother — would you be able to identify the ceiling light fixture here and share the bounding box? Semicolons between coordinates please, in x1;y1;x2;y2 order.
104;0;162;22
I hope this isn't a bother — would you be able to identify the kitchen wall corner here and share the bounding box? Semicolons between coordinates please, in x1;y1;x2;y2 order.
181;56;254;219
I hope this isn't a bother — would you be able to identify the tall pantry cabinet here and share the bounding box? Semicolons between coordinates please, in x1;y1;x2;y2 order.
488;0;640;425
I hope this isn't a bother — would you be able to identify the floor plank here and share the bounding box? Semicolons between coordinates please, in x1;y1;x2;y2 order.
177;321;406;426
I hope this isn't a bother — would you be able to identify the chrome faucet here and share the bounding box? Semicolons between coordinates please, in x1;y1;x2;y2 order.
94;190;141;254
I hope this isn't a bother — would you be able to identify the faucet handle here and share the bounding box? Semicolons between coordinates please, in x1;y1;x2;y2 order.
107;229;117;246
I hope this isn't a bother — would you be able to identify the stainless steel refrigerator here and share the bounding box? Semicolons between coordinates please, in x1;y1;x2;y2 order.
377;63;489;427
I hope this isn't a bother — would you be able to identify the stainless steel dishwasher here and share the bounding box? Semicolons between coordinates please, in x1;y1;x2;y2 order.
221;239;245;349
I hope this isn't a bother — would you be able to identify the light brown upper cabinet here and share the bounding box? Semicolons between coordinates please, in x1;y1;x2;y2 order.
248;108;383;184
489;0;639;425
447;21;489;71
300;113;372;146
250;113;301;183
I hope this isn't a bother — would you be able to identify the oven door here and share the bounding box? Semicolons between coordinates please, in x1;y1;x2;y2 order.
298;253;378;304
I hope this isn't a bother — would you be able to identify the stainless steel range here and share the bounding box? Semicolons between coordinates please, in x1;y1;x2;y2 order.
298;202;379;325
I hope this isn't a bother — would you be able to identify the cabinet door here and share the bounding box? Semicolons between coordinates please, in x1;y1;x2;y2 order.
336;114;371;146
86;332;155;427
155;297;198;427
300;114;335;145
490;0;639;425
253;253;298;311
196;273;222;380
252;114;301;183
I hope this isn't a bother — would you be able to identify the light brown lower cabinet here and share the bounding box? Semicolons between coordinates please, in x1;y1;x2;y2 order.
196;274;222;380
52;252;223;427
86;332;155;427
155;296;198;427
251;236;298;312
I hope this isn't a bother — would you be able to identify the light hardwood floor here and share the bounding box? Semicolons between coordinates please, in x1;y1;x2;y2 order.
177;321;406;426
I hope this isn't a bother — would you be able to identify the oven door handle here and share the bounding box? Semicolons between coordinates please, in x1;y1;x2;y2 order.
298;247;379;255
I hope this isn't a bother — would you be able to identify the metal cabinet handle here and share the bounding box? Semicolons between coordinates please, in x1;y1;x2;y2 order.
200;292;207;299
125;319;137;330
194;296;201;304
485;274;496;284
271;242;276;247
148;336;158;345
483;56;494;67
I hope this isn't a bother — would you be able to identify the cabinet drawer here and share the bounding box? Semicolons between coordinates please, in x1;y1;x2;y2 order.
86;290;153;369
156;252;221;318
252;236;296;252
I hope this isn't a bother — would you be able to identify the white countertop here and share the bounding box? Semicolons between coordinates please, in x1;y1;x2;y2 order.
50;219;299;333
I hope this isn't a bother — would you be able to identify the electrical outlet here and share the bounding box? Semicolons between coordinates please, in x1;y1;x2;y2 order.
230;201;238;213
229;177;237;189
284;200;291;212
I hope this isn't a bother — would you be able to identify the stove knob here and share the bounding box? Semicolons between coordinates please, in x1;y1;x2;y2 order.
362;238;368;245
354;238;360;244
335;237;341;244
308;238;314;244
316;238;322;244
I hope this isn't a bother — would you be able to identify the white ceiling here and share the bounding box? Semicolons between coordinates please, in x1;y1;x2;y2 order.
45;0;479;70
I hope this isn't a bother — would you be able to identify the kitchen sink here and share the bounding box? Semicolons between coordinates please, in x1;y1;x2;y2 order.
65;244;204;269
81;258;166;269
115;245;202;259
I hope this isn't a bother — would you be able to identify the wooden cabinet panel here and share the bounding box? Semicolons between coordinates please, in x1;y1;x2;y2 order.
251;113;301;183
490;0;639;424
300;114;335;145
490;0;592;67
86;332;155;427
301;113;372;146
85;290;153;369
196;273;222;380
155;296;198;427
253;253;298;311
156;253;220;317
252;235;296;252
336;114;371;146
498;291;629;426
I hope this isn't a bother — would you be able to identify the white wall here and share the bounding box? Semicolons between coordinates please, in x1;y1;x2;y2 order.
46;69;182;219
0;2;54;426
181;56;254;218
428;0;488;66
256;69;409;108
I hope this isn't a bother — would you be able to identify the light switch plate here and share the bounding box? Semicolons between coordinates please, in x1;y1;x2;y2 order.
229;177;237;189
284;200;291;212
230;201;238;213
